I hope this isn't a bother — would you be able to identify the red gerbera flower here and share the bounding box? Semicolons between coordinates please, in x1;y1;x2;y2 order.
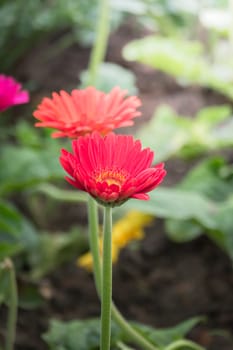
60;132;166;207
0;74;29;112
33;86;141;138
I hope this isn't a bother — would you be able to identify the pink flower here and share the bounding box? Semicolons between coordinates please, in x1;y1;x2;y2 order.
60;132;166;207
0;74;29;112
33;86;141;138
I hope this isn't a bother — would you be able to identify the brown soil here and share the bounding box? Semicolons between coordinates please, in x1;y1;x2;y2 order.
1;21;233;350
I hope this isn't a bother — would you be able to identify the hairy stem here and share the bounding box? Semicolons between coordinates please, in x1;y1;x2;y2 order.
101;206;112;350
86;198;159;350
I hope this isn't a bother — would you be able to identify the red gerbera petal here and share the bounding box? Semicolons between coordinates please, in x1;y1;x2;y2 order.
33;86;141;138
59;132;166;207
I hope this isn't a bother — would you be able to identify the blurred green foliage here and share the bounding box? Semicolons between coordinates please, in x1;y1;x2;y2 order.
80;63;138;94
0;122;87;282
0;200;38;261
126;160;233;258
137;105;233;162
125;187;217;229
0;145;63;196
0;1;230;347
118;0;233;258
166;158;233;258
112;0;228;37
44;317;203;350
123;104;233;259
0;122;64;196
0;0;123;71
111;0;196;36
123;36;233;100
28;227;88;280
0;0;232;281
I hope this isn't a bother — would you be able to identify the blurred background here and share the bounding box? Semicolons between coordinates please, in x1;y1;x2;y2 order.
0;1;233;349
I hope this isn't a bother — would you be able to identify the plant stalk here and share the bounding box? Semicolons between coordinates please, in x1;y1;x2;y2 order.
84;0;159;348
111;305;158;350
87;0;109;85
100;206;112;350
86;197;159;350
3;259;18;350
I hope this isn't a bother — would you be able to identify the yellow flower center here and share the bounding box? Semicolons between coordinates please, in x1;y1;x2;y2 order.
95;169;127;187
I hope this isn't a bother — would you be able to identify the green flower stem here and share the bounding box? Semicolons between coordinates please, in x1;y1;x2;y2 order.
87;0;109;85
87;197;159;350
87;196;102;294
3;259;18;350
84;0;160;347
101;206;112;350
111;305;159;350
117;341;135;350
164;339;205;350
36;183;87;203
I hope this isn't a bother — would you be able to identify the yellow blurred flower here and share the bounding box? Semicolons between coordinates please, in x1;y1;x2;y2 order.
77;211;153;272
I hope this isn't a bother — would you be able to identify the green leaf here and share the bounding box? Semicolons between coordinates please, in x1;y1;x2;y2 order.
182;106;233;157
15;121;43;148
125;187;218;229
215;196;233;259
80;62;138;94
137;106;191;162
0;242;22;261
195;105;231;126
136;105;233;162
0;200;38;261
164;158;233;258
43;318;121;350
166;219;203;243
0;145;64;196
29;227;88;280
43;317;203;350
123;36;207;84
131;317;204;348
0;201;23;238
212;117;233;145
123;35;233;100
179;157;233;202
